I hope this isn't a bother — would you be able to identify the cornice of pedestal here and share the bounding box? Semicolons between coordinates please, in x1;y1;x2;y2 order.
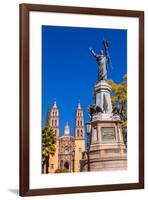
91;113;121;123
94;80;112;94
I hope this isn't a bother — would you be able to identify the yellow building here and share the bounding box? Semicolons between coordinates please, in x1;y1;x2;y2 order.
48;101;85;173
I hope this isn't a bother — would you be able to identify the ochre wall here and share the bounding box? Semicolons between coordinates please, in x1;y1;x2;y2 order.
48;140;59;173
74;139;85;172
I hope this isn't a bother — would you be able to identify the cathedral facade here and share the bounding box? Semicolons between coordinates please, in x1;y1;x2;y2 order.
48;101;85;173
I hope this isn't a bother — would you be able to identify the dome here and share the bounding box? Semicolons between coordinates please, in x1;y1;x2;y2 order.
64;121;70;135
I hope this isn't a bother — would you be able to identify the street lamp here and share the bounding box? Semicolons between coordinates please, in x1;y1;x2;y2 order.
86;122;91;135
86;122;91;171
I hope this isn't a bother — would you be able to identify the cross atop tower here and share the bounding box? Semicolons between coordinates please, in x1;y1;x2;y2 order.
53;100;57;108
77;100;81;109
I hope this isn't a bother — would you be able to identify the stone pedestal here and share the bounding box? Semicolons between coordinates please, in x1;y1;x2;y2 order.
94;80;112;114
81;80;127;172
81;118;127;171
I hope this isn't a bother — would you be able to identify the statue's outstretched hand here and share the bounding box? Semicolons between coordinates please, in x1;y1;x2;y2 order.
89;47;93;51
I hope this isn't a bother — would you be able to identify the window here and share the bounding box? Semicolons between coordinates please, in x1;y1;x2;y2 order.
81;130;83;136
80;121;82;126
78;121;79;126
77;129;79;136
60;160;63;168
64;146;69;154
55;120;57;126
52;120;54;126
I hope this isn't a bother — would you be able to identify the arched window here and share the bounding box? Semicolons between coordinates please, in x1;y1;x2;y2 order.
60;160;63;168
55;120;57;126
81;130;83;136
80;121;82;126
52;120;54;126
77;129;79;136
78;121;79;126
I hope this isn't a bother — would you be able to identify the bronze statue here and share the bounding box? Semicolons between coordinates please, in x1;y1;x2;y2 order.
89;40;111;81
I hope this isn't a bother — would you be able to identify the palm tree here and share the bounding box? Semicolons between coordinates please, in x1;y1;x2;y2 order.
42;126;56;173
42;103;57;173
46;102;50;127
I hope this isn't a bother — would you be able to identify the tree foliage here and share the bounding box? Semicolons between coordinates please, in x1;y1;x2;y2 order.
42;126;56;158
42;126;57;173
108;74;127;144
54;168;67;173
42;103;57;173
45;102;50;127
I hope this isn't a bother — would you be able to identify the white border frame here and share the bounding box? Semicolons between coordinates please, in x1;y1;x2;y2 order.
29;11;139;189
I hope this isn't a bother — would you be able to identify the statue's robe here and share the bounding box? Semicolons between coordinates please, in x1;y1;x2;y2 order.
96;55;107;81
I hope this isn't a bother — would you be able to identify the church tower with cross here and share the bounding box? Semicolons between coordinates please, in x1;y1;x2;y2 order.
48;101;59;173
45;101;85;173
74;102;85;172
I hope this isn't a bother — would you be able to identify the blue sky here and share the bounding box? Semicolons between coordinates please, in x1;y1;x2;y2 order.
42;25;127;135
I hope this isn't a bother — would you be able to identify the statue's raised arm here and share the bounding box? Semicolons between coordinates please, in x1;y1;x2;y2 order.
89;47;98;59
89;42;110;81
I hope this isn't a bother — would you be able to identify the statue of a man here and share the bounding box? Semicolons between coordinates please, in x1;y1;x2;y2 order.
89;46;110;81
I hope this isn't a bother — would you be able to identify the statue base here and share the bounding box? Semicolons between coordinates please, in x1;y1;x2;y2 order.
80;117;127;172
80;78;127;172
94;80;112;114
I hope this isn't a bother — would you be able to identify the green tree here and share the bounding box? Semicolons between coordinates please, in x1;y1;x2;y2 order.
45;102;50;127
42;126;56;173
108;74;127;144
42;103;57;173
54;168;67;173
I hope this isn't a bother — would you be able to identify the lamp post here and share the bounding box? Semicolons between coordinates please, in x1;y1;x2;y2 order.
86;122;92;171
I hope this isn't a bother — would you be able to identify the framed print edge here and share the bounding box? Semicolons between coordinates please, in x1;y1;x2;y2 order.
19;4;30;196
19;3;144;197
138;11;144;189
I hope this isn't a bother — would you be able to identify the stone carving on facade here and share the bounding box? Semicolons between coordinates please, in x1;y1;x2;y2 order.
48;102;85;173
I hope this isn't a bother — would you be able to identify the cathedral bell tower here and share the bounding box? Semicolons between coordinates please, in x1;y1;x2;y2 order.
50;101;59;137
75;102;84;138
74;102;85;172
48;101;59;172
